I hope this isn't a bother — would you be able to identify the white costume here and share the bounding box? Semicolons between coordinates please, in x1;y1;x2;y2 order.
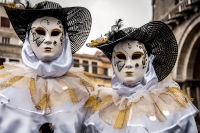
1;1;93;133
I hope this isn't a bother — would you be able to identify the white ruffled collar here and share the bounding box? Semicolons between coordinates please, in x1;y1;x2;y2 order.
0;63;94;115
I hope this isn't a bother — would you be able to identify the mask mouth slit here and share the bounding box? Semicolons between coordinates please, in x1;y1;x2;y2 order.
44;47;52;51
126;72;133;76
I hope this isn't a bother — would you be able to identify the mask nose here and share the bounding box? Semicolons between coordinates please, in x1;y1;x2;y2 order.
125;65;133;69
44;41;52;45
44;35;52;45
125;58;133;69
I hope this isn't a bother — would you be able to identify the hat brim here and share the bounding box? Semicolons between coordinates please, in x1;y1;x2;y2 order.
88;21;178;81
4;6;92;54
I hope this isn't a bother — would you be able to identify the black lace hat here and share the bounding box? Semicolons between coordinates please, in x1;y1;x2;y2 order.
4;1;92;54
87;20;178;81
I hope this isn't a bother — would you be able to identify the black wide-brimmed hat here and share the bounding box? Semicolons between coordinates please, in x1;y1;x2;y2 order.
4;1;92;54
87;20;178;81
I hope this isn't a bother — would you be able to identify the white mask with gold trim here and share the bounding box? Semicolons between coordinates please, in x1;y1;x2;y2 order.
29;16;65;61
112;40;149;85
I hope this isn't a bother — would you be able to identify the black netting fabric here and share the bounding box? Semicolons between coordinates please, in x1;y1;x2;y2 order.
88;21;178;81
4;1;92;54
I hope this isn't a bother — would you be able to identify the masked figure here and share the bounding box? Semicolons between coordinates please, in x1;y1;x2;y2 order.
84;20;199;133
0;1;93;133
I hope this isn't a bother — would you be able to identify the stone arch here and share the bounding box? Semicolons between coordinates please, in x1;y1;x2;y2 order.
176;15;200;81
187;37;200;79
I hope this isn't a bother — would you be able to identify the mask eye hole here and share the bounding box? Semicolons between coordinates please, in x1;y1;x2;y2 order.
132;52;143;59
35;27;45;36
51;29;61;36
116;52;126;60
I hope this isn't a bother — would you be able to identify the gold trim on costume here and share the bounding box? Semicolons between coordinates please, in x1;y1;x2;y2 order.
30;78;37;97
0;64;94;112
68;88;79;104
114;103;132;129
168;87;193;106
93;96;112;112
85;87;193;129
35;94;49;110
84;95;97;108
0;76;24;89
0;72;11;78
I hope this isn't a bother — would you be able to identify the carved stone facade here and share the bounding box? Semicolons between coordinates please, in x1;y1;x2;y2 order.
152;0;200;130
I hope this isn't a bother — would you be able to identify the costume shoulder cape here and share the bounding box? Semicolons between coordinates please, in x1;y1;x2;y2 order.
84;86;198;132
0;63;95;114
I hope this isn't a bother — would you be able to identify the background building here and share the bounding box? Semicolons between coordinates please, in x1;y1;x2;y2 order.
73;51;112;88
152;0;200;130
0;0;22;64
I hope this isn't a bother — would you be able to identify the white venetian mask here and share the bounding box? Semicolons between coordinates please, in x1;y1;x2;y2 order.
29;16;65;61
112;40;149;85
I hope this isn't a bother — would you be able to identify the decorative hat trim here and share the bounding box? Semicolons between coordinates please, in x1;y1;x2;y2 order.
90;37;108;47
7;3;25;9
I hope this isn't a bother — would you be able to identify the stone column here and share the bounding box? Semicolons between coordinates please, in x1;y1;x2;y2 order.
196;87;200;121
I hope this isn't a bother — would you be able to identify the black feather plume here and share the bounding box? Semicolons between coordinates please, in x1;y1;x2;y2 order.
25;0;32;9
105;19;123;41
